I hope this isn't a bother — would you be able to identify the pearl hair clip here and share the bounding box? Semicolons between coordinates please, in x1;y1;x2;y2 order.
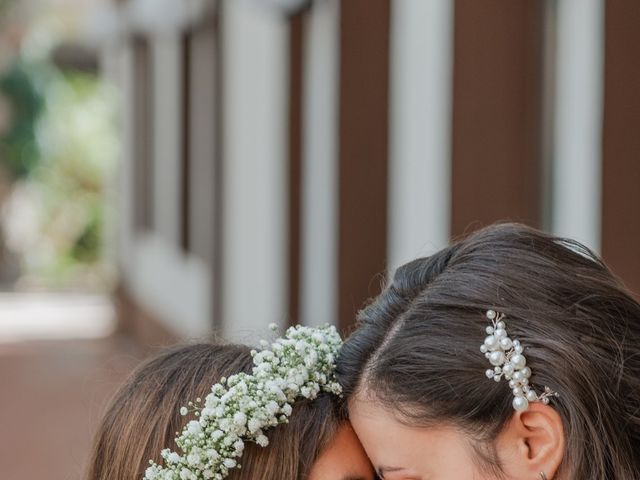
480;309;559;411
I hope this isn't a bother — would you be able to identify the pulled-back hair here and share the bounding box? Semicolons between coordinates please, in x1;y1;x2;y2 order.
87;343;342;480
337;223;640;479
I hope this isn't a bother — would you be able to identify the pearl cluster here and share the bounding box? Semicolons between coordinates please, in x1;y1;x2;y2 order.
480;309;558;411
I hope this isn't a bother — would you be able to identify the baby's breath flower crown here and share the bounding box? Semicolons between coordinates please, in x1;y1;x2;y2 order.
143;324;343;480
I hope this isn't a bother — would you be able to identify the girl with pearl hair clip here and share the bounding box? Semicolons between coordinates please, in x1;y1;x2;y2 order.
337;223;640;480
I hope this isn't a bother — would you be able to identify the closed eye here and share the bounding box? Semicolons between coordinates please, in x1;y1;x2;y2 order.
377;466;422;480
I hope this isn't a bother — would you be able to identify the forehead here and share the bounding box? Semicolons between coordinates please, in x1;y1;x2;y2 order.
348;397;476;477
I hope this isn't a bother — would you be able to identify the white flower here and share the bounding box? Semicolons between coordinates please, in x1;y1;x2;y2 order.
247;418;262;433
265;401;279;416
233;440;244;454
145;467;158;479
201;408;213;418
233;412;247;427
187;421;201;435
256;434;269;447
304;350;318;367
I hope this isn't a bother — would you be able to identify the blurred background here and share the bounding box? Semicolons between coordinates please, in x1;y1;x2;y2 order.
0;0;638;478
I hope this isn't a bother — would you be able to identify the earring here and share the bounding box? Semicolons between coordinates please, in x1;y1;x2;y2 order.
539;473;548;480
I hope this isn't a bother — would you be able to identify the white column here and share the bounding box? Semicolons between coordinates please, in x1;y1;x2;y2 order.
221;1;289;341
551;0;604;252
113;42;136;272
300;0;340;327
123;33;214;339
151;32;182;245
388;0;454;272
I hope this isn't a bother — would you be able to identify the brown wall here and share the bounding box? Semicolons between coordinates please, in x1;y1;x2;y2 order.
337;0;391;332
602;0;640;296
451;0;545;237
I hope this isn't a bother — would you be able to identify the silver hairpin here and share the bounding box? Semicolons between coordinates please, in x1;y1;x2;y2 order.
480;309;559;411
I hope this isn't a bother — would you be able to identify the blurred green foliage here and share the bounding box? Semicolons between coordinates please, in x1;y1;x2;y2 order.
0;60;46;178
0;0;15;14
0;61;118;290
30;70;117;288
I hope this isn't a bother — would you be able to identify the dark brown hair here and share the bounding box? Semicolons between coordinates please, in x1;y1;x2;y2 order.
87;342;342;480
337;223;640;479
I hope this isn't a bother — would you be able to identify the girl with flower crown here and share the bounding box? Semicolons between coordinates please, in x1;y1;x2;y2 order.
337;223;640;480
87;325;375;480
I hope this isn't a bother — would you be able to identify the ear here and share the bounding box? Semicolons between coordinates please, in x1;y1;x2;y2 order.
496;402;565;479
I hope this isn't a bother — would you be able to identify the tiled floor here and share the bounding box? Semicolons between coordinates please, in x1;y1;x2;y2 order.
0;336;143;480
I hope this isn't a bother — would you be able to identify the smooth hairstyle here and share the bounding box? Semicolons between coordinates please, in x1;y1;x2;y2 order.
87;342;342;480
337;223;640;479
